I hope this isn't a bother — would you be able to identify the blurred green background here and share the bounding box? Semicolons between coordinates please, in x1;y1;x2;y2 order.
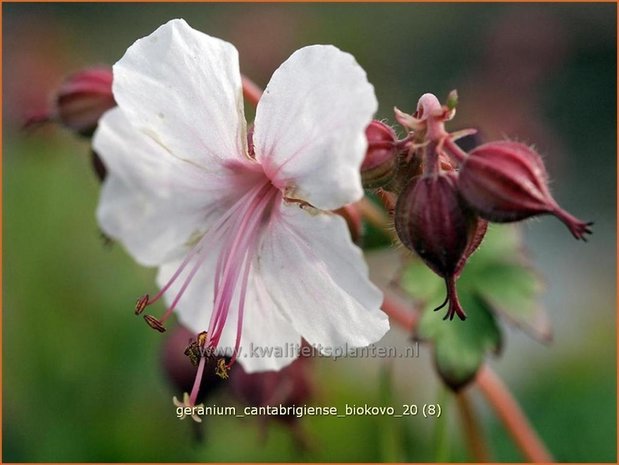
3;3;616;462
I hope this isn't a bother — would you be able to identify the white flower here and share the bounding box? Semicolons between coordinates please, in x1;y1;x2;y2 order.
94;19;389;378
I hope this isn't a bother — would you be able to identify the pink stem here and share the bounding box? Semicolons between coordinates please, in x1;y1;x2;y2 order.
241;75;263;107
381;295;418;330
443;137;468;165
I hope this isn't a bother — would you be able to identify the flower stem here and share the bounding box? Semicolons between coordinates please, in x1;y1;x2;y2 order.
476;365;553;462
380;294;553;462
376;188;397;214
381;294;418;330
433;387;451;462
442;137;468;164
241;75;263;107
357;197;398;243
457;391;491;462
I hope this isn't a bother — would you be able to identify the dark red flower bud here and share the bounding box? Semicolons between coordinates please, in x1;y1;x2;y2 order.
361;120;398;189
230;355;313;426
56;67;115;136
25;67;115;137
458;141;592;240
395;172;481;320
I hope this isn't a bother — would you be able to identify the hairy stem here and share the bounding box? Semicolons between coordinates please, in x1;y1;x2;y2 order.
376;188;397;214
241;71;552;463
357;197;398;242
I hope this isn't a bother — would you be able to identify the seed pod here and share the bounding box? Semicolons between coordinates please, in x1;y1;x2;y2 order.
458;141;592;240
361;120;398;189
395;172;479;320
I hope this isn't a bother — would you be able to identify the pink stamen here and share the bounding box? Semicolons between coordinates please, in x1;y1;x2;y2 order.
183;180;278;400
188;354;207;406
142;173;279;405
146;245;202;307
139;182;266;320
159;247;214;323
206;183;276;348
227;246;255;367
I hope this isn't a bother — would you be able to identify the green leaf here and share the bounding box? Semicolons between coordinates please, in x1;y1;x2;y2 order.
461;224;549;340
400;257;444;303
399;224;547;390
416;291;501;390
461;223;522;270
472;262;550;341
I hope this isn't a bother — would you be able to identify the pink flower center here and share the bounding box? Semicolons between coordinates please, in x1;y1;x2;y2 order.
136;168;281;405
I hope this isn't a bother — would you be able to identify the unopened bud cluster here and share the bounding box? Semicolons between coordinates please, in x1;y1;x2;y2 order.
363;91;592;321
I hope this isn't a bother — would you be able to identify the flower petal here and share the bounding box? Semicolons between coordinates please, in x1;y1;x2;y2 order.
253;45;377;210
112;18;248;170
157;250;301;372
257;202;389;350
156;246;220;331
236;271;302;372
95;108;260;266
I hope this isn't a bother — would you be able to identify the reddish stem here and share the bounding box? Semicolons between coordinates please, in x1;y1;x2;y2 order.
476;365;553;462
238;71;552;462
380;294;553;462
376;188;397;215
443;137;468;165
381;294;418;330
357;197;398;242
241;75;263;107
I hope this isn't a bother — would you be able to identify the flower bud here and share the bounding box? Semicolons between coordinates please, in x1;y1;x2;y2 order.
230;355;313;426
361;120;398;189
458;141;592;240
56;67;115;136
395;172;479;320
25;67;116;137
